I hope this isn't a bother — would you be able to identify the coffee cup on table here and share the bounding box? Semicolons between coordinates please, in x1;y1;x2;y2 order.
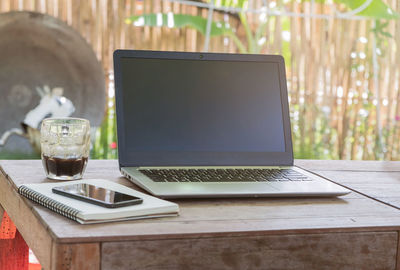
40;118;90;180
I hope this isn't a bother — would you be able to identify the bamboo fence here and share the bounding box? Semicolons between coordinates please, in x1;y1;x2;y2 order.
0;0;399;160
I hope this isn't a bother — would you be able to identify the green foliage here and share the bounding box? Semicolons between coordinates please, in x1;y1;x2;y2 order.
212;0;248;9
107;0;398;160
125;14;247;53
372;20;393;39
91;100;118;159
0;151;40;160
280;17;291;64
336;0;399;19
302;0;399;19
126;0;398;54
126;14;232;36
215;0;399;19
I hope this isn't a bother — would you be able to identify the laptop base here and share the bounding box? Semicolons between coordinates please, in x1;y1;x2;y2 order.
121;166;350;198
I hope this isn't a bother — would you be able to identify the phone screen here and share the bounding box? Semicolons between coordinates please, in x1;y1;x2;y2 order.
52;183;143;208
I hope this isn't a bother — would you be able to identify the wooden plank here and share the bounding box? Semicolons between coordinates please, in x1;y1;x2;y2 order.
0;164;54;270
314;171;400;186
36;192;400;243
0;159;121;188
44;215;400;244
51;242;100;270
4;160;400;245
3;159;400;270
102;231;398;270
397;231;400;270
315;170;400;195
296;159;400;172
315;170;400;210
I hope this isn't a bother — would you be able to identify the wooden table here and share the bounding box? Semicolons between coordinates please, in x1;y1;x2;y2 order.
2;160;400;270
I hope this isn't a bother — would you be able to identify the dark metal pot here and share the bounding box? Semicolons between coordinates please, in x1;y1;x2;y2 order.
0;11;105;156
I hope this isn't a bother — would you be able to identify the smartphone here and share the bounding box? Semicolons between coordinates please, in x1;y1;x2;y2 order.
52;183;143;208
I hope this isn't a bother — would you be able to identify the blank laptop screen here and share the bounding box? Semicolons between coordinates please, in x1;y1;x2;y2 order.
115;52;293;166
120;58;285;153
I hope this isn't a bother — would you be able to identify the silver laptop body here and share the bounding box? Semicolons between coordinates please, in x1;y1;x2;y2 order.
113;50;349;198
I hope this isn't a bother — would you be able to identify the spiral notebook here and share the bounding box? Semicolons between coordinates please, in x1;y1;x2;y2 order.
18;179;179;224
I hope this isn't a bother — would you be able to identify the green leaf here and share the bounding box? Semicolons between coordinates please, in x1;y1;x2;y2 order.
380;31;393;38
126;13;248;53
216;0;399;19
299;0;398;19
372;20;394;38
334;0;399;19
212;0;248;9
125;14;232;36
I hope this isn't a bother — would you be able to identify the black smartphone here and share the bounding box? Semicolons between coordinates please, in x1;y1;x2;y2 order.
52;183;143;208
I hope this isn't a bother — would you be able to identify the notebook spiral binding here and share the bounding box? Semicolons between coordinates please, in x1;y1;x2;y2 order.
18;185;80;221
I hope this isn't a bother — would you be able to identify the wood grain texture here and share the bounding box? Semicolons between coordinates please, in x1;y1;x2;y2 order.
315;171;400;196
0;159;121;189
102;232;398;270
3;160;400;244
397;232;400;270
40;194;400;243
4;160;400;269
297;160;400;216
295;159;400;172
314;170;400;213
51;243;100;270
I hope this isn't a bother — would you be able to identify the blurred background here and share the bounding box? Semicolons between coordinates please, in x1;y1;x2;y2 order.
0;0;399;161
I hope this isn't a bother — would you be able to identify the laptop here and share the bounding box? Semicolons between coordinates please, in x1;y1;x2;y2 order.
113;50;350;198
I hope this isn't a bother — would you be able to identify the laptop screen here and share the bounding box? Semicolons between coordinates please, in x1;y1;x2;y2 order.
114;51;293;166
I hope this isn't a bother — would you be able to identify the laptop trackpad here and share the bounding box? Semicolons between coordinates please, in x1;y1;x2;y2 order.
163;182;280;195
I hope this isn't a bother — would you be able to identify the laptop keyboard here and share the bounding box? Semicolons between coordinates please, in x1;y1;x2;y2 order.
139;168;313;183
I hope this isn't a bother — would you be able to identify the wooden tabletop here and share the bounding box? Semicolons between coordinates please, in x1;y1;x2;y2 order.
296;159;400;209
2;160;400;270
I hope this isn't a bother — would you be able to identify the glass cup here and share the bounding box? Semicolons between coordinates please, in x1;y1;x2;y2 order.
41;118;90;180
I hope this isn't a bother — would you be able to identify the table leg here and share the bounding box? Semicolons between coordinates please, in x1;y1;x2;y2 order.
0;206;29;270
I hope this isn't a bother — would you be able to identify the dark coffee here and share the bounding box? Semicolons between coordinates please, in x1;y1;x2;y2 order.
42;156;88;177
